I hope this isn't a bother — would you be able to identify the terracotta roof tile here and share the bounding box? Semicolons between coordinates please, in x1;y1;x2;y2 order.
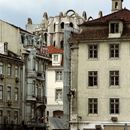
47;45;63;54
70;9;130;41
80;8;130;26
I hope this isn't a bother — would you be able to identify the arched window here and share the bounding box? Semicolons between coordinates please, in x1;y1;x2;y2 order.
115;2;118;9
44;33;47;43
61;22;64;29
69;22;73;28
60;40;64;49
53;41;55;46
54;23;56;32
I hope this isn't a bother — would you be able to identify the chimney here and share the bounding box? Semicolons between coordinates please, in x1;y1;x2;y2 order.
98;11;103;18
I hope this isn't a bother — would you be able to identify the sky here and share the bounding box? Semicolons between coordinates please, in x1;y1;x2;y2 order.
0;0;130;29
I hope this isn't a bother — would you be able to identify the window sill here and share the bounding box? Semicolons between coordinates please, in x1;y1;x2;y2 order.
109;85;120;88
88;114;98;117
88;58;98;61
88;86;98;89
109;57;119;60
108;33;121;38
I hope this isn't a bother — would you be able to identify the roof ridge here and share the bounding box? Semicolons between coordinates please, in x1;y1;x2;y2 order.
80;8;130;26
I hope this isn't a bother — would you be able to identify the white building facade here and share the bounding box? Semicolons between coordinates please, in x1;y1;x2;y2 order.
46;46;64;118
70;0;130;130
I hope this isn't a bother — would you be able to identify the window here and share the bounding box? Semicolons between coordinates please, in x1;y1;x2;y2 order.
88;98;98;114
53;55;58;62
54;23;56;32
35;60;39;71
32;81;35;96
110;98;119;114
7;64;12;76
7;86;11;100
110;44;119;58
44;33;47;43
61;22;64;29
14;111;18;124
7;111;11;123
53;41;55;46
0;85;3;100
0;62;3;74
56;71;63;81
37;86;41;98
88;45;98;58
0;110;3;123
115;2;118;9
15;66;18;77
14;88;18;101
55;89;62;101
110;71;119;86
88;71;98;86
21;35;24;44
60;40;64;49
69;22;73;28
110;23;119;33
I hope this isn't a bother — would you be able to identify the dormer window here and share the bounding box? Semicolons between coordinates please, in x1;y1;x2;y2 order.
109;21;123;38
110;23;119;33
52;54;62;66
53;54;58;62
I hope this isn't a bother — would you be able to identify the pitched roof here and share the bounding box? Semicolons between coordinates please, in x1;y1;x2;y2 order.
80;8;130;26
47;45;63;54
70;8;130;41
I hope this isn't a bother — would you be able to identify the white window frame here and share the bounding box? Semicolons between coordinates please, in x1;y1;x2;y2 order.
109;44;119;58
88;98;98;114
88;71;98;87
55;89;62;101
88;44;98;59
53;54;58;62
56;71;63;81
110;71;119;86
7;64;12;76
110;98;119;114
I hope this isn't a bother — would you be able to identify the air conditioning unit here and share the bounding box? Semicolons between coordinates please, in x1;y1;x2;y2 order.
111;116;118;122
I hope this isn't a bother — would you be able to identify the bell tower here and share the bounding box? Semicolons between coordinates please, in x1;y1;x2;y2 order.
112;0;123;12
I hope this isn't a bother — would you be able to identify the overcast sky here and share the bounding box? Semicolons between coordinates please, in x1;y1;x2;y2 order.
0;0;130;29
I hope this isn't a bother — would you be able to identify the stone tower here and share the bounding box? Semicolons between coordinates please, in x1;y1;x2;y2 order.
112;0;123;12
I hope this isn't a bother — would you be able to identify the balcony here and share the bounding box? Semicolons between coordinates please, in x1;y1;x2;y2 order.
36;72;45;81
